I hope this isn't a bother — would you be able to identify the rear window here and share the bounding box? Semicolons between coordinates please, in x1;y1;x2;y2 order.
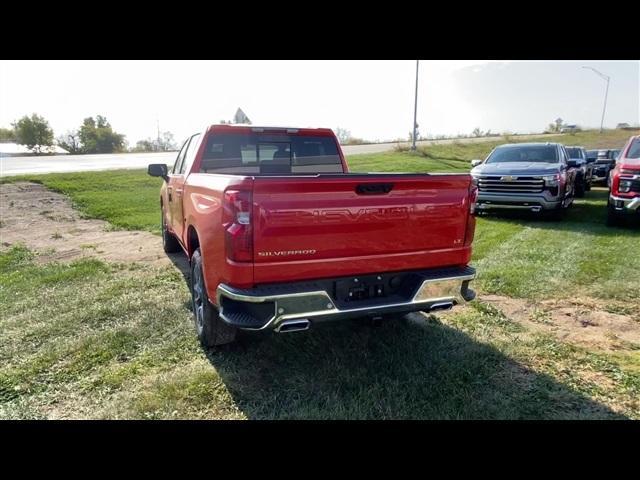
627;139;640;159
486;145;558;164
200;133;343;174
565;147;584;159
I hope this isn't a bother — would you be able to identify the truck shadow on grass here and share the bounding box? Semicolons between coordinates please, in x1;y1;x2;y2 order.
204;315;627;420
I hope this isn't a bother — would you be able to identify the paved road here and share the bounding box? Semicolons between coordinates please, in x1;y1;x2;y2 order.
0;134;557;176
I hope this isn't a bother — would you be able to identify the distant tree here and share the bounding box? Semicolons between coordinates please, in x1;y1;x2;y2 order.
547;118;564;133
12;114;54;154
158;131;176;151
472;127;483;137
132;131;177;152
335;127;351;144
78;116;125;154
0;127;16;142
56;130;82;154
133;139;156;152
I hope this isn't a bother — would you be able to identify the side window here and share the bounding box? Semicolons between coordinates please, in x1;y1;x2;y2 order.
179;133;202;174
172;138;190;174
560;147;567;164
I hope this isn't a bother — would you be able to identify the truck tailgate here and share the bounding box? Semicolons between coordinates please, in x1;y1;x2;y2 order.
251;174;473;284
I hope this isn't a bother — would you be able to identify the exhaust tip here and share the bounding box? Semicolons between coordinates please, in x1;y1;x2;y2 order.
429;302;454;312
276;319;311;333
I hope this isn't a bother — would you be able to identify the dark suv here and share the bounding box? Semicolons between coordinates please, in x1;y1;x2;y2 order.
565;146;592;196
470;142;577;219
592;149;618;184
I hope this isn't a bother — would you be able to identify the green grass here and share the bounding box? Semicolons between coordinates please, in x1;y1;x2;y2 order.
1;170;165;233
1;128;639;419
1;244;637;419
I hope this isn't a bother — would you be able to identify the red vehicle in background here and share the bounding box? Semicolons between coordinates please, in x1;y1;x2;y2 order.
607;135;640;226
148;124;477;347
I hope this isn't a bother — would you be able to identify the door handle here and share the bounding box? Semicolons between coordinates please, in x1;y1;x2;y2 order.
356;183;394;195
175;188;183;197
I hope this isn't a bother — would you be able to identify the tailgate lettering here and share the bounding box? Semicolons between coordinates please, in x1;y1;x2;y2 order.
264;206;433;225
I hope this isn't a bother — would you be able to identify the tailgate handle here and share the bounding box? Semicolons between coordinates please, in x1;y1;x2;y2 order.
356;183;394;195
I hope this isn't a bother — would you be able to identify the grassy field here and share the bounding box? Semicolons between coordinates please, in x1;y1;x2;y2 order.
1;128;639;419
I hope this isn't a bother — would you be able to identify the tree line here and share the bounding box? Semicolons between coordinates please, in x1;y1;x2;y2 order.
0;113;177;155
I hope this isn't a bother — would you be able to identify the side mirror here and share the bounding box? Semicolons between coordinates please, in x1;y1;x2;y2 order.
471;159;483;167
566;159;578;168
148;164;169;181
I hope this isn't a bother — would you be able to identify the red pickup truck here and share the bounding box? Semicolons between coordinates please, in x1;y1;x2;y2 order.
607;134;640;226
148;124;478;347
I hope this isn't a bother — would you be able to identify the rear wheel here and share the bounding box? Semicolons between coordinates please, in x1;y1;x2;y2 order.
162;210;181;253
190;248;237;347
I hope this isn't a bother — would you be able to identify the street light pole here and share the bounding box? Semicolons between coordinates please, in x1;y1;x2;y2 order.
582;66;610;134
412;60;419;151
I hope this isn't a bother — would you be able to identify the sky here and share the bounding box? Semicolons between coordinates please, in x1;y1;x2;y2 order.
1;60;638;146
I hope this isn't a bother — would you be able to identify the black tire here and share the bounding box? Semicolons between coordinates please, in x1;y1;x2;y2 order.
606;204;621;227
190;248;237;347
585;177;592;192
162;210;181;254
575;177;585;198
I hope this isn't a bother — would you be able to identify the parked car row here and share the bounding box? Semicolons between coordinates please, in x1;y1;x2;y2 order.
469;136;639;225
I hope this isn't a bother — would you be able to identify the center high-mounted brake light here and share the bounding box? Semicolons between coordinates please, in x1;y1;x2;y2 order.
223;190;253;262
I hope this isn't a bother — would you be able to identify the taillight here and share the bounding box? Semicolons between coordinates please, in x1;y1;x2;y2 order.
223;189;253;262
465;182;478;247
469;182;479;215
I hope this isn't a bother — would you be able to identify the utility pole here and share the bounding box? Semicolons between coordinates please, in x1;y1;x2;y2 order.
412;60;419;151
156;116;161;150
582;66;610;134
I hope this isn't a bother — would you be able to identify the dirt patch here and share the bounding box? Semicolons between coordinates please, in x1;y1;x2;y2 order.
0;182;173;267
480;294;640;352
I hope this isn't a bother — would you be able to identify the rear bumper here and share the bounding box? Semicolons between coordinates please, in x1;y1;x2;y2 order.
216;266;476;331
476;192;561;212
610;194;640;213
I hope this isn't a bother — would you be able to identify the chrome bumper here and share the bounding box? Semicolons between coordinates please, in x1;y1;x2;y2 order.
610;195;640;211
216;268;476;331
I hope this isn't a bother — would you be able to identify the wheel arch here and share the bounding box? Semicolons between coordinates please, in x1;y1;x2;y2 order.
186;224;200;259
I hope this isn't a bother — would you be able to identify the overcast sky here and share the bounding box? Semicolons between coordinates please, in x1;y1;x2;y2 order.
1;60;638;146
